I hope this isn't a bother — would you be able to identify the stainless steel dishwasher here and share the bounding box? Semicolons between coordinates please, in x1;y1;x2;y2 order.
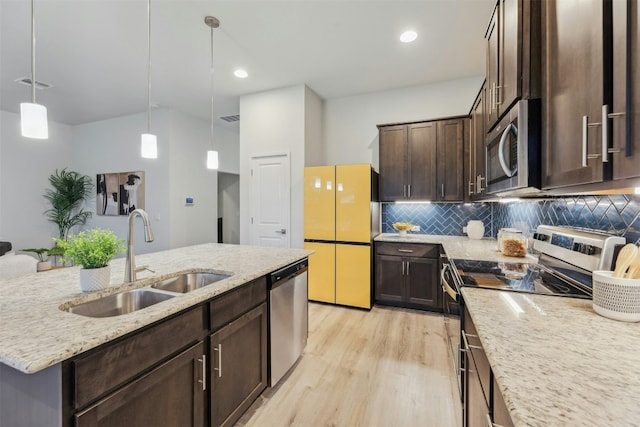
267;258;308;387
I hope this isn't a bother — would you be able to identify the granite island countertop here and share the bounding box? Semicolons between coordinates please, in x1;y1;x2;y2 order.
462;286;640;427
375;233;538;263
0;243;311;374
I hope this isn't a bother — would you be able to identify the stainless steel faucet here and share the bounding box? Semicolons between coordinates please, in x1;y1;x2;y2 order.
124;209;155;283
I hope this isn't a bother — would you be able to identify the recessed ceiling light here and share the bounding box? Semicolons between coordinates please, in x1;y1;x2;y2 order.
399;30;418;43
234;69;248;78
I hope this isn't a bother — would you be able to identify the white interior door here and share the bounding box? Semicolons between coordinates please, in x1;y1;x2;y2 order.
250;153;290;248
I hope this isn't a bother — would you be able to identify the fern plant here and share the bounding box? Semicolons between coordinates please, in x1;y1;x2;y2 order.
44;168;94;240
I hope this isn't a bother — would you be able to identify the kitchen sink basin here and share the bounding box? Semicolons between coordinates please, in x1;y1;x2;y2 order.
151;272;231;293
66;289;176;318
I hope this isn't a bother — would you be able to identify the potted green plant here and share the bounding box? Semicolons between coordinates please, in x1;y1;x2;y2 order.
44;168;94;240
55;228;125;292
21;247;53;271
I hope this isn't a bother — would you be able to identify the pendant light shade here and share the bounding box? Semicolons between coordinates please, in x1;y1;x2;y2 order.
205;16;219;170
21;0;48;139
20;102;48;139
141;133;158;158
206;150;219;169
141;0;157;158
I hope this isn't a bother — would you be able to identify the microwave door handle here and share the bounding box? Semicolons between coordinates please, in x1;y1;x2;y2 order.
498;123;517;178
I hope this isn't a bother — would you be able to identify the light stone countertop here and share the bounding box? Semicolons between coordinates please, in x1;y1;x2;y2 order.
0;243;311;374
462;286;640;427
375;233;538;263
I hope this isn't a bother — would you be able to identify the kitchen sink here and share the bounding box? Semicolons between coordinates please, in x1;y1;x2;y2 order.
150;272;231;293
66;289;177;318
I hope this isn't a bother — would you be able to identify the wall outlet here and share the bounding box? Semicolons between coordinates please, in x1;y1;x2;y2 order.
411;225;420;232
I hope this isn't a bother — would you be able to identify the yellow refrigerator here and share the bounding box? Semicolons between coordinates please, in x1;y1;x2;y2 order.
304;164;379;309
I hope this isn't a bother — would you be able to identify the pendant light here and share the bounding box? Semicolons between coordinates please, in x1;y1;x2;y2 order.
205;16;219;170
141;0;157;158
20;0;48;139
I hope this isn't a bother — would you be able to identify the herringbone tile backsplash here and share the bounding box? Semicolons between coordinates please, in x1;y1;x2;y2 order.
381;195;640;244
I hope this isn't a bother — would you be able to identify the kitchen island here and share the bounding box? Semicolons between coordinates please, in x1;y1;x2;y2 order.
0;243;311;427
462;286;640;427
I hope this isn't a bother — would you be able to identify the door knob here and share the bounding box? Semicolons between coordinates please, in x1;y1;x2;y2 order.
275;229;287;234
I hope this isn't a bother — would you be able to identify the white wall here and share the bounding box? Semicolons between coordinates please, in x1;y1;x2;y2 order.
168;110;217;248
215;126;240;175
239;85;318;248
71;110;172;255
304;86;324;167
322;76;483;168
0;110;73;250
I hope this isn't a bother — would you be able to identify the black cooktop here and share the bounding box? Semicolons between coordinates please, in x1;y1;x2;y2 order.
451;258;592;298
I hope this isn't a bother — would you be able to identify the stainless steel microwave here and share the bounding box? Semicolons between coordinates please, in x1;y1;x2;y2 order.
485;99;541;195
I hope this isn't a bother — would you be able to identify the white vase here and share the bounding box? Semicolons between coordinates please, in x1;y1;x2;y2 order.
79;265;111;292
464;220;485;240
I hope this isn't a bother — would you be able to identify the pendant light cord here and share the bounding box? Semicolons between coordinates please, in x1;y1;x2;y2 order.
147;0;152;133
30;0;36;104
210;23;214;147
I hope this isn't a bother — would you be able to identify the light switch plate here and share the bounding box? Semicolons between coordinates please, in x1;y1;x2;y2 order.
411;225;420;232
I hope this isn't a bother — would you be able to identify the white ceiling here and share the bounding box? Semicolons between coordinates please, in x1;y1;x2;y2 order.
0;0;495;130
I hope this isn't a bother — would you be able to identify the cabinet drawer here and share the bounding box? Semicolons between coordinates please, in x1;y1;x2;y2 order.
210;276;267;332
74;306;206;409
375;242;438;258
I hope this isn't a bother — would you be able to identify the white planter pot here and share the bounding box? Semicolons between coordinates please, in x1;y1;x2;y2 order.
79;265;111;292
37;260;52;272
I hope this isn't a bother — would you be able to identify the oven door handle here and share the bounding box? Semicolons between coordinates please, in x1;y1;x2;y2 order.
498;123;518;178
441;263;459;301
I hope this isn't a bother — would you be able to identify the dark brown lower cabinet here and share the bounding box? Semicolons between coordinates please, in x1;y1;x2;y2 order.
210;303;268;427
463;306;514;427
374;242;441;311
75;341;206;427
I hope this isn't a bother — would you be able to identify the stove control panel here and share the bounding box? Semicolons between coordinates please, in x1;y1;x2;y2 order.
533;225;625;272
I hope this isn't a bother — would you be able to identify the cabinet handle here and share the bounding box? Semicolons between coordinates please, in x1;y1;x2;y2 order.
406;262;410;275
495;84;502;106
582;115;588;167
476;175;485;193
462;330;483;351
582;113;606;167
601;105;609;163
441;184;445;198
468;180;475;196
486;413;494;427
197;355;207;391
407;184;411;198
213;344;222;378
397;249;414;253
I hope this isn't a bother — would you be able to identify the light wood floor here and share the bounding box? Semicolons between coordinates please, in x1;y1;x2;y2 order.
236;303;462;427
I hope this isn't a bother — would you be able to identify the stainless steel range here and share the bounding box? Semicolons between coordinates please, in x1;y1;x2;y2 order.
452;225;626;298
441;225;626;402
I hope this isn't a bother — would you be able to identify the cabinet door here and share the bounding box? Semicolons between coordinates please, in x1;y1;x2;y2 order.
542;0;608;189
374;255;404;303
470;86;487;199
500;0;521;113
612;0;640;180
379;125;407;201
75;342;206;427
304;166;335;240
486;6;500;131
464;350;490;427
336;244;371;309
336;164;371;243
407;122;437;200
405;257;439;309
304;242;335;304
210;303;267;427
493;377;515;427
437;119;465;201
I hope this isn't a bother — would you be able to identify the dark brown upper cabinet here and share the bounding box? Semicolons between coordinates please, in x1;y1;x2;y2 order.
485;0;541;132
611;0;640;181
542;0;640;190
468;83;487;200
378;118;465;202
